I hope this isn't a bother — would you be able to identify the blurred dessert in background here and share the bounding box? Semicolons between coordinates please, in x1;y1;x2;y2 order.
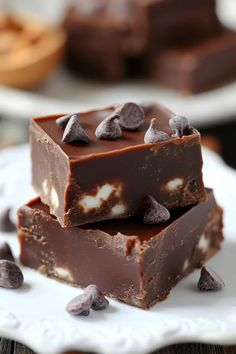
63;0;236;93
0;10;65;89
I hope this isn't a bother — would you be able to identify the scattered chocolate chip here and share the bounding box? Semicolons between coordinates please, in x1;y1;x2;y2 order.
116;102;144;131
169;115;191;137
144;118;169;144
0;242;14;262
198;266;224;291
140;101;156;115
62;114;90;144
66;293;93;316
66;284;109;316
0;208;16;232
95;113;121;140
0;260;24;289
56;114;76;128
143;195;170;225
85;284;109;310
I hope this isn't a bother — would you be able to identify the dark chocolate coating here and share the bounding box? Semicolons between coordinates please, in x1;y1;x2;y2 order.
18;190;223;308
30;103;206;227
150;30;236;93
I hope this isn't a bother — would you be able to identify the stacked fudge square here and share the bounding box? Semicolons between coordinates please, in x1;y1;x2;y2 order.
63;0;236;93
18;102;223;309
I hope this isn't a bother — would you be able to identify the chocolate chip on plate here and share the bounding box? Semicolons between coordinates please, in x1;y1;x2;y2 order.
0;242;14;262
198;266;225;291
169;115;191;137
66;284;109;316
62;114;90;144
95;113;122;140
116;102;144;131
85;284;109;310
56;114;77;128
143;195;170;225
66;293;93;316
0;260;24;289
144;118;170;144
0;208;16;232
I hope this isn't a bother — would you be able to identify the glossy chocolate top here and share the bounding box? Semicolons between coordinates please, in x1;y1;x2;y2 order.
32;103;197;161
26;189;213;240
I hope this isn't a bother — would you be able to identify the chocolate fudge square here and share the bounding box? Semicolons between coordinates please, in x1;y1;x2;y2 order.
150;31;236;93
64;0;221;80
30;103;206;227
18;190;223;309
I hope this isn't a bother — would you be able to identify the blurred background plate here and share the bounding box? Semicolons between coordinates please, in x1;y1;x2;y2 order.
0;0;236;127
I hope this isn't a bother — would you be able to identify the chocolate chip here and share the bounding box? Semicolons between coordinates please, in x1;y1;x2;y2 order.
62;114;90;144
198;266;224;291
169;115;191;137
85;284;109;310
56;114;75;128
116;102;144;131
95;114;121;140
0;208;16;232
0;260;24;289
66;284;109;316
144;118;169;144
143;196;170;225
66;293;93;316
0;242;14;262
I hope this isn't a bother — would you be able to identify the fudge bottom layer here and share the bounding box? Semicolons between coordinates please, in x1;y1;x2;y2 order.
18;190;223;309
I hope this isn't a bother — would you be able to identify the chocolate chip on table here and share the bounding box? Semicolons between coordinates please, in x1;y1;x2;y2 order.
115;102;145;131
0;242;14;262
95;113;122;140
0;260;24;289
0;208;16;232
143;195;170;224
169;115;191;137
62;114;90;144
198;266;225;291
144;118;170;144
66;284;109;316
56;114;76;128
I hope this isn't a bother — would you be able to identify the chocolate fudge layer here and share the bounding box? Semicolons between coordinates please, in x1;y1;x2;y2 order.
30;103;206;227
150;31;236;93
64;0;221;81
18;190;223;309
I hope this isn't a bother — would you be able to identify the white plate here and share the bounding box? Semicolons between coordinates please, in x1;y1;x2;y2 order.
0;0;236;127
0;144;236;354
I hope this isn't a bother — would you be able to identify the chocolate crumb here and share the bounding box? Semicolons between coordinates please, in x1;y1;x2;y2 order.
66;284;109;316
0;208;16;232
169;115;191;137
0;260;24;289
116;102;144;131
144;118;169;144
143;195;170;224
56;114;77;128
0;242;14;262
62;114;90;144
95;113;121;140
198;266;224;291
